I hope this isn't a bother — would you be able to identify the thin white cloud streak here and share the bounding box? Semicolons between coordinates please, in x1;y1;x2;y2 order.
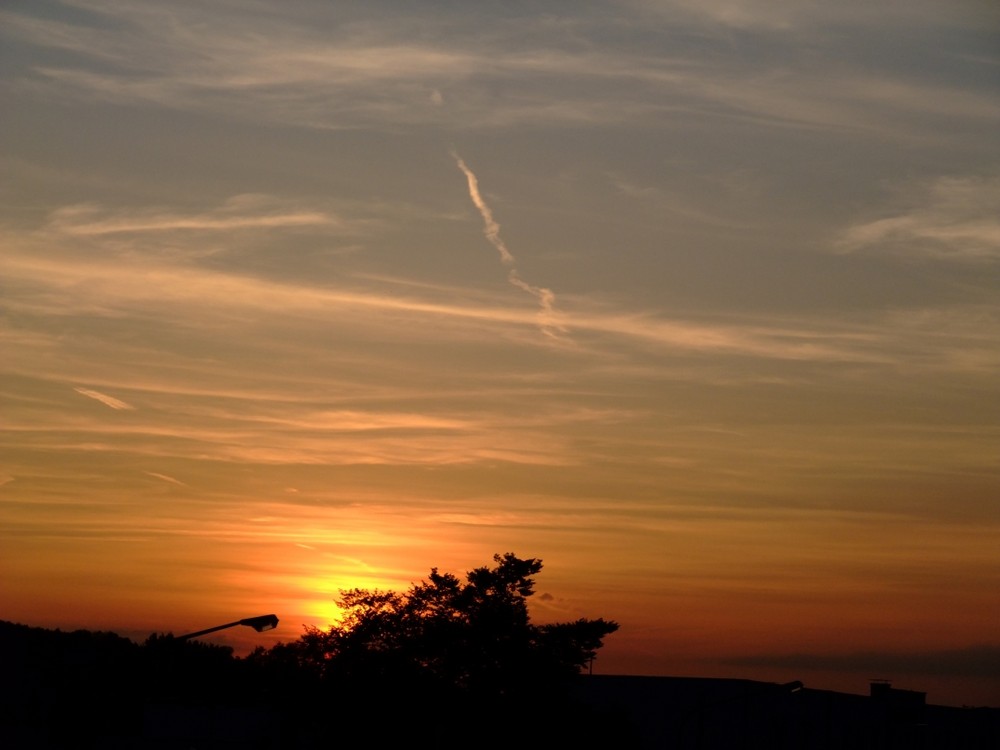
11;383;638;441
145;471;187;487
73;387;134;411
837;175;1000;261
1;419;578;468
452;152;564;337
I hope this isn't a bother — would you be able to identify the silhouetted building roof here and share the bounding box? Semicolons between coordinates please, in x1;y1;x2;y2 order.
570;675;999;750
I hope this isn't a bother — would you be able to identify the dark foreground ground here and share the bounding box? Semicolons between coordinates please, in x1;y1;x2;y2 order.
571;675;1000;749
2;621;997;749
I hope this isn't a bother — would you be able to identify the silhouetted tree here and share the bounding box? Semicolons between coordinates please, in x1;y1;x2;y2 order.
253;553;617;714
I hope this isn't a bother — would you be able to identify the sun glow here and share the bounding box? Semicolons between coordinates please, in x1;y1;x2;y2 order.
255;540;421;635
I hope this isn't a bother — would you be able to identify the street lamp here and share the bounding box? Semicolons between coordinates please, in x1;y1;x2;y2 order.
177;614;279;641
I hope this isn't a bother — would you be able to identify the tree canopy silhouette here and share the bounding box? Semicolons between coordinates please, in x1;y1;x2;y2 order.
258;553;617;703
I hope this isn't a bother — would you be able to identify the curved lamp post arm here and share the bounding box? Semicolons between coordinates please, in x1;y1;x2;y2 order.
177;614;279;641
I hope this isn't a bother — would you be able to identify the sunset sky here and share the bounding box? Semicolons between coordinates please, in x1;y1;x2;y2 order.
2;0;999;706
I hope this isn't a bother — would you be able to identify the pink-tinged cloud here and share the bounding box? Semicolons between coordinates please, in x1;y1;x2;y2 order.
73;387;134;410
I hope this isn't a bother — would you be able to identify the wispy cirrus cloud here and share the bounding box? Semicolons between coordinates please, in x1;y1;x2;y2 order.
837;175;1000;261
49;195;341;236
626;0;996;32
7;200;1000;374
2;407;581;468
5;1;996;139
610;174;755;229
0;243;892;365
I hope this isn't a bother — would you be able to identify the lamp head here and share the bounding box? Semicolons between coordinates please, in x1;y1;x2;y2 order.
239;614;279;632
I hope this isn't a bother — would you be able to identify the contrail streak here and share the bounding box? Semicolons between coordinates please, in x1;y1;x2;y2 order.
453;154;515;265
452;151;564;337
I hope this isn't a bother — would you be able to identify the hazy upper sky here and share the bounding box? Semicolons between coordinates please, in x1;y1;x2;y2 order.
2;0;999;705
